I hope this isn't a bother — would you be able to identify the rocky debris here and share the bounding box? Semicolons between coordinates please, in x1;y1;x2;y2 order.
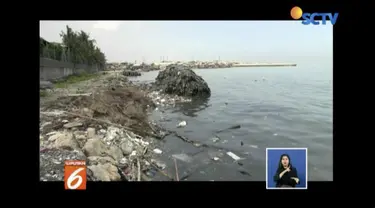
83;138;111;157
40;70;170;182
106;62;161;72
49;132;80;150
127;63;160;72
40;125;161;181
153;64;211;97
40;81;54;89
123;70;141;77
121;139;134;155
73;131;87;148
109;146;124;161
88;163;121;181
105;75;130;89
87;127;96;138
88;156;117;166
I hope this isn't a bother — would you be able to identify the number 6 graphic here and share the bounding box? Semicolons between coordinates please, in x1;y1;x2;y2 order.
66;167;84;189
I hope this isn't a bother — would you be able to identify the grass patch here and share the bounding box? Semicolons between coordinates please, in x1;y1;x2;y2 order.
40;90;48;97
55;72;99;88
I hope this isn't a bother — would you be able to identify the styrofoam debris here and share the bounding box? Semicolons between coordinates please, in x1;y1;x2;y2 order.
153;148;163;154
212;137;220;143
130;150;137;157
227;152;241;161
105;127;120;141
177;121;187;127
46;131;58;136
132;138;149;146
249;145;258;149
151;159;166;170
120;157;128;164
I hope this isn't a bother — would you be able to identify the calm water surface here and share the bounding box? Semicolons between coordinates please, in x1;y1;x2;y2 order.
130;66;333;181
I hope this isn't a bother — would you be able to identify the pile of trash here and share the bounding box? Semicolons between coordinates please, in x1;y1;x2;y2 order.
147;90;192;107
136;83;193;108
42;87;158;137
40;84;170;181
153;64;211;97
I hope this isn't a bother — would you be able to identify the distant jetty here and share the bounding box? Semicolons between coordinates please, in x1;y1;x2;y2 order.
232;63;297;67
105;61;297;71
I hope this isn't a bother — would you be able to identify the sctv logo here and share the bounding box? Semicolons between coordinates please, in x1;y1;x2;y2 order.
290;6;339;25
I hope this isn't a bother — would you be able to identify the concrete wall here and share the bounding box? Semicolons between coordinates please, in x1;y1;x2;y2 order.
40;57;101;81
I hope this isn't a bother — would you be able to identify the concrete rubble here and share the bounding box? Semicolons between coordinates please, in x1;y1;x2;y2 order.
39;71;175;181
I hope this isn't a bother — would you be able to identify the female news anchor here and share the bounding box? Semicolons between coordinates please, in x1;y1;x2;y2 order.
273;154;300;187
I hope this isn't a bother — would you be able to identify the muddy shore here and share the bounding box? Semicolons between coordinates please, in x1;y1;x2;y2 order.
40;70;193;181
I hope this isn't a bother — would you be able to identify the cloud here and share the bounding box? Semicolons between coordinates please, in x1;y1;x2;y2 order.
93;21;122;31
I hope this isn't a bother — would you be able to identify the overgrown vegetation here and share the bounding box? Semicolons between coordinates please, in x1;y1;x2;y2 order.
54;72;100;88
40;25;106;69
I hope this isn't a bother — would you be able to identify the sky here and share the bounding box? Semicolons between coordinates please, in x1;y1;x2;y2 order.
40;21;332;65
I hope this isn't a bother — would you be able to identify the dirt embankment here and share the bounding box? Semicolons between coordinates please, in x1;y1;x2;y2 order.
40;71;175;181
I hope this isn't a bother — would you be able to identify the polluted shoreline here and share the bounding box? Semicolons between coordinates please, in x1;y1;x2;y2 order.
40;64;247;181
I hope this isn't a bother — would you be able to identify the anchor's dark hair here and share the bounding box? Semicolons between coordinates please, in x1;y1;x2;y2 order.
276;154;292;173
